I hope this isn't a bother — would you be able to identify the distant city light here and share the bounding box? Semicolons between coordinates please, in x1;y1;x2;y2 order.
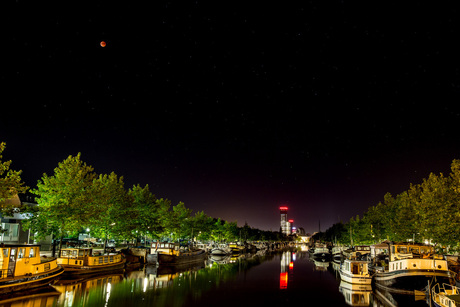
279;206;288;210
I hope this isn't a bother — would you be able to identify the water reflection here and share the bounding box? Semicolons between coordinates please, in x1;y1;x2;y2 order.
339;281;372;306
53;273;124;306
0;248;437;306
0;286;59;307
279;250;295;289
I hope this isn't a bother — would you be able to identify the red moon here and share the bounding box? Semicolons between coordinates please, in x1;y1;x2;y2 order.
100;41;106;47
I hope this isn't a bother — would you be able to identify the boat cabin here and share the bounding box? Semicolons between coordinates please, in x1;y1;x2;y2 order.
57;248;122;267
151;242;180;257
0;244;56;278
371;242;436;262
370;241;448;273
342;245;371;260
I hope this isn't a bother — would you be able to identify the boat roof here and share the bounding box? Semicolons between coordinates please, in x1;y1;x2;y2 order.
0;244;40;248
60;247;92;250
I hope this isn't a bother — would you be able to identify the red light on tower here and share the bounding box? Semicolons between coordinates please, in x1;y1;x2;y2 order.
288;219;294;223
279;206;288;211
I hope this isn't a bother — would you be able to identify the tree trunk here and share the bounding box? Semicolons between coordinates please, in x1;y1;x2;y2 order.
103;228;107;254
58;235;64;257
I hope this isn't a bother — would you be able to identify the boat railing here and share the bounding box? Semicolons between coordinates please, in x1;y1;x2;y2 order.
432;283;460;303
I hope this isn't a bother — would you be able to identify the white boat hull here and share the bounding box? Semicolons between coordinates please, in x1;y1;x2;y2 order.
339;269;372;285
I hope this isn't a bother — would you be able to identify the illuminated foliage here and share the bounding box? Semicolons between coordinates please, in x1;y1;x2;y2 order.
0;142;28;214
324;159;460;251
30;153;96;244
87;172;128;247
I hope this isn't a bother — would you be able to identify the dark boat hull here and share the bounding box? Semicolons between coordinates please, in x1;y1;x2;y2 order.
373;269;455;292
158;250;207;265
0;266;64;294
61;260;126;276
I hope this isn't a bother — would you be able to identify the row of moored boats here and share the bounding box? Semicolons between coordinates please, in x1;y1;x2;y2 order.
310;241;460;307
0;240;290;296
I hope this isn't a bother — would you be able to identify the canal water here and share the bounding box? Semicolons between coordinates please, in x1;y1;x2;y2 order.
1;247;432;306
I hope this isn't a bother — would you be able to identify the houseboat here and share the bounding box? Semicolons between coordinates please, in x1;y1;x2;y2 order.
57;247;125;275
431;283;460;307
228;242;246;254
339;258;372;285
312;242;331;259
210;243;231;256
342;245;371;261
370;241;455;292
0;244;64;294
148;242;207;266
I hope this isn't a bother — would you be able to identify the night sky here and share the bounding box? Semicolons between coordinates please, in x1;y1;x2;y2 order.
3;2;460;233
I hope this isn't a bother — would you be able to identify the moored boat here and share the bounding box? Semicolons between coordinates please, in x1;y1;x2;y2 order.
312;242;331;259
370;241;455;292
342;245;371;261
228;242;246;254
151;242;207;266
0;244;64;294
332;245;346;262
210;243;231;256
339;258;372;285
431;283;460;307
57;248;125;275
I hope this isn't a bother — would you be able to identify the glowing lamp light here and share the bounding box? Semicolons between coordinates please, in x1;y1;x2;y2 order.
288;219;294;223
279;206;288;210
289;261;294;269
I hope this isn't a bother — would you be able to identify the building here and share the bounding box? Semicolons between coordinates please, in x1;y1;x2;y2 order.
0;194;52;250
280;206;289;235
0;194;30;243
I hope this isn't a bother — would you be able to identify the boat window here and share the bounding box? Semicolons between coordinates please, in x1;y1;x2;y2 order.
18;248;25;259
420;247;431;254
29;247;35;258
79;250;85;257
397;246;407;253
410;247;420;253
2;249;7;258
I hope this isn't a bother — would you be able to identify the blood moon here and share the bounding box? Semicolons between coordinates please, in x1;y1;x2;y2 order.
100;41;107;47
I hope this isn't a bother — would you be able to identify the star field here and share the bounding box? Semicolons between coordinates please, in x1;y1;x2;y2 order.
3;1;460;232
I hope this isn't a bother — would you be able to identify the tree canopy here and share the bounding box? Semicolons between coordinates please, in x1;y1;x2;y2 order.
0;142;28;215
23;152;282;246
320;159;460;253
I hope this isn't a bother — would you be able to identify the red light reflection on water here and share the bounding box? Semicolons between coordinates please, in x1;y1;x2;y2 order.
279;272;288;289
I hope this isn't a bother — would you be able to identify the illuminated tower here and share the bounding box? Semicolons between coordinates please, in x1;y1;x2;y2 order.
288;219;294;234
280;206;289;235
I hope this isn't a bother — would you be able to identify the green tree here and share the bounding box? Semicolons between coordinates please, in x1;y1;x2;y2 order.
88;172;128;251
31;153;96;254
188;211;214;242
165;201;191;241
222;221;238;242
127;184;169;243
0;142;28;215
